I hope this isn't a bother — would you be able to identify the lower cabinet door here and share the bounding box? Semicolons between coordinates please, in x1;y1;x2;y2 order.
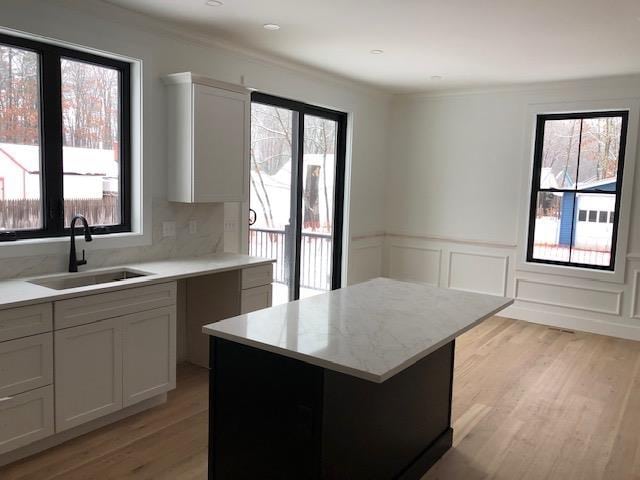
55;318;123;432
240;284;273;314
0;333;53;398
0;385;54;455
122;306;176;408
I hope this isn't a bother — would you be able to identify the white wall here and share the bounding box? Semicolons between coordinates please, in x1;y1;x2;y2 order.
0;0;390;281
384;76;640;340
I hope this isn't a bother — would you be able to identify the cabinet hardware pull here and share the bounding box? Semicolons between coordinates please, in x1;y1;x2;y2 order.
0;396;12;402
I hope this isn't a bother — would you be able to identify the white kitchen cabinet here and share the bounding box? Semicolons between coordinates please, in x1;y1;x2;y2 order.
241;264;274;290
163;72;250;203
122;307;176;407
54;318;123;432
0;386;54;455
55;282;177;330
0;333;53;398
0;303;52;343
241;285;273;314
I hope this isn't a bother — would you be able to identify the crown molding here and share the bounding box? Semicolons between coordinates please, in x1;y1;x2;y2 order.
57;0;390;99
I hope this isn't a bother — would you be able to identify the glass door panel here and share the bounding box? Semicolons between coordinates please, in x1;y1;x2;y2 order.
249;94;346;305
300;115;338;299
249;103;297;305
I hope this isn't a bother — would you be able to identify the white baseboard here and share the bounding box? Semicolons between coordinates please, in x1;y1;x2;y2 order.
503;305;640;341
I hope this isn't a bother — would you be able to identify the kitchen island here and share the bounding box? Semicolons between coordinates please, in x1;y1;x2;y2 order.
203;278;513;479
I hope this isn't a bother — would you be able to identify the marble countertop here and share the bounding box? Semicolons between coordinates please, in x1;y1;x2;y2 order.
203;277;513;383
0;253;274;310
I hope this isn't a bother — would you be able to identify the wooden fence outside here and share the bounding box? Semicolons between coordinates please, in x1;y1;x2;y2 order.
0;197;119;230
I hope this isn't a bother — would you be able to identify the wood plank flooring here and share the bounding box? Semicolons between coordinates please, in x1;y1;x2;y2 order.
2;316;640;479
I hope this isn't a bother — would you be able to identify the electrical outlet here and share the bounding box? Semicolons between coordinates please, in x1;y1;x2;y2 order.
162;221;176;237
224;221;236;232
189;220;197;234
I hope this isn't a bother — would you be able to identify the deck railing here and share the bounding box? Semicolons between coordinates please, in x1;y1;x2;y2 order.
249;227;332;291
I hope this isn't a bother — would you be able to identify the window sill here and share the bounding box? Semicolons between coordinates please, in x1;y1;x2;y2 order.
0;230;151;259
516;258;625;285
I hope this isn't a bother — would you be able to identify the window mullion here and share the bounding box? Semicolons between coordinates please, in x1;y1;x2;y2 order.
40;49;64;236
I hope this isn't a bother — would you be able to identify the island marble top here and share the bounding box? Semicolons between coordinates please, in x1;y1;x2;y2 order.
203;277;513;383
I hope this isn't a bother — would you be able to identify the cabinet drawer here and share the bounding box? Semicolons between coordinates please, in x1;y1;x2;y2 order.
241;285;273;314
0;333;53;398
55;282;177;329
0;385;54;455
0;303;52;343
241;264;273;289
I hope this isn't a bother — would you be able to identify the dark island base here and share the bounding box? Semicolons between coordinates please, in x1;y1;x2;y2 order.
209;337;455;480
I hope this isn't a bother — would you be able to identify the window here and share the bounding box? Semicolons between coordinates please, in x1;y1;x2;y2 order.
598;211;608;223
527;111;628;270
0;33;130;241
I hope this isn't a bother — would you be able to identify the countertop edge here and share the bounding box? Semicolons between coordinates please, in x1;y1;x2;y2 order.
0;255;275;311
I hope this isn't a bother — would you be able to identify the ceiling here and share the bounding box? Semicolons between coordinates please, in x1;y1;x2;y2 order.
104;0;640;93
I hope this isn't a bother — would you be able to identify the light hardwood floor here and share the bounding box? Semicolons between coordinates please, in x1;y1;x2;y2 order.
2;316;640;480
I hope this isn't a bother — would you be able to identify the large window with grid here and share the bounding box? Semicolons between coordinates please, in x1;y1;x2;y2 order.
526;111;628;270
0;32;131;241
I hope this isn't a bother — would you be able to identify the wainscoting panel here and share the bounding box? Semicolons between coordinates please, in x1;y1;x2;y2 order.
632;270;640;319
348;240;383;285
515;278;623;316
389;245;441;286
448;251;508;296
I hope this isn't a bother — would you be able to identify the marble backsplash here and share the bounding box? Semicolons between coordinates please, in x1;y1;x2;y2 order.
0;199;225;280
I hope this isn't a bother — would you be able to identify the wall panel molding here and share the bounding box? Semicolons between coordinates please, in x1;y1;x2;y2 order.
386;232;516;249
632;270;640;319
515;278;623;316
389;245;441;286
447;251;509;296
348;239;383;284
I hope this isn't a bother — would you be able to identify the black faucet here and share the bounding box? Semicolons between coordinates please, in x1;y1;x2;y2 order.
69;215;93;272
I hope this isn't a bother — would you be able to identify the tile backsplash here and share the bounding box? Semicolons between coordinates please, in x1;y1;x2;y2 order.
0;199;224;280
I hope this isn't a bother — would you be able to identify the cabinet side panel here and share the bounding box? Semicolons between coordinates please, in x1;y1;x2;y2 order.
186;271;241;368
209;338;323;479
166;83;193;202
322;341;454;479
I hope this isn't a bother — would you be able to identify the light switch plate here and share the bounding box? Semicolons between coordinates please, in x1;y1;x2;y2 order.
162;221;176;237
189;220;197;234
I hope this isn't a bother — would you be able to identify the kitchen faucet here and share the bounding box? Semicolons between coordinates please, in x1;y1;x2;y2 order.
69;215;93;272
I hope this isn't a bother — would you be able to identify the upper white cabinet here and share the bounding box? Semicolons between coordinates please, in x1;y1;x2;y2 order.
163;72;250;203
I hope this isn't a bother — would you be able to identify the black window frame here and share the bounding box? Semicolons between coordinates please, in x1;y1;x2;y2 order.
0;32;131;241
526;110;628;271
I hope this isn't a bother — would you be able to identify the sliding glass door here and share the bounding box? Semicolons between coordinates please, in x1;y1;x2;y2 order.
249;93;346;305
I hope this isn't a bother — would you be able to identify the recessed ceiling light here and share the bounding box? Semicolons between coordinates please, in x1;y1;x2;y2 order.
370;49;384;55
263;23;281;30
205;0;223;6
430;75;443;81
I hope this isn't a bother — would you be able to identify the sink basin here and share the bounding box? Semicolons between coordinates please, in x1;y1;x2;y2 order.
28;269;150;290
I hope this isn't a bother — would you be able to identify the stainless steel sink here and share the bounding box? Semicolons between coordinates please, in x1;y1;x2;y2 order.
28;269;150;290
